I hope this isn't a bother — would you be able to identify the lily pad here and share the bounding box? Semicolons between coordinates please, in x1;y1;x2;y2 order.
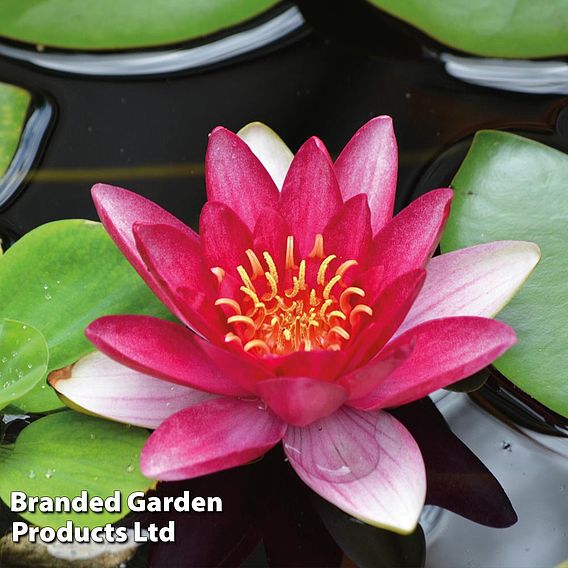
0;83;30;176
0;220;172;413
0;411;152;528
0;320;47;411
366;0;568;58
0;0;280;51
441;131;568;418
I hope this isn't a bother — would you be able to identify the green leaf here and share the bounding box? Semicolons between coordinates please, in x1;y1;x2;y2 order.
0;83;30;176
0;411;152;528
0;220;172;413
366;0;568;58
0;0;279;51
441;130;568;417
0;320;47;410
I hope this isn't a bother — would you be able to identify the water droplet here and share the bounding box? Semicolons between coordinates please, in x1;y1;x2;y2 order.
165;402;171;407
89;433;96;440
27;364;33;369
43;284;49;290
21;325;27;330
10;351;17;358
1;357;7;363
126;464;134;473
56;280;61;285
28;470;36;479
44;293;52;300
41;385;46;389
45;468;55;479
257;400;267;411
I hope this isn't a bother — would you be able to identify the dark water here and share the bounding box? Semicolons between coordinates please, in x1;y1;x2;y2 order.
0;0;566;566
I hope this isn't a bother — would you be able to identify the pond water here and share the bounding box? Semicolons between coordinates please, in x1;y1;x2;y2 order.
0;0;566;566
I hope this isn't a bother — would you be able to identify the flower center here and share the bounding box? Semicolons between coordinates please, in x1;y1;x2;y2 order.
213;235;373;357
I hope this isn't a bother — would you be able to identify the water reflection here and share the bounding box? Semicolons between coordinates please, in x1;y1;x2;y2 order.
427;391;568;568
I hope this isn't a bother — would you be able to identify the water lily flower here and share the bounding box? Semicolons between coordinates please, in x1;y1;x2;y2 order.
51;117;540;533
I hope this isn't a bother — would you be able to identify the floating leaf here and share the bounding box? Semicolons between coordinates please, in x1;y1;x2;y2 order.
0;83;30;176
441;131;568;418
0;220;172;412
366;0;568;58
0;319;47;411
0;0;280;51
0;411;152;528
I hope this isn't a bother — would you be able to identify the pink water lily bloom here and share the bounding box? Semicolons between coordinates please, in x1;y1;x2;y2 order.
51;117;540;534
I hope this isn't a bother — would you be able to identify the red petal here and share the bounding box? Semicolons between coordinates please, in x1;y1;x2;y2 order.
349;317;516;410
323;194;372;263
367;189;453;288
279;137;342;257
200;201;254;274
348;269;426;369
335;116;398;234
206;127;279;231
133;223;225;341
256;377;347;426
338;340;412;400
252;207;291;274
141;397;287;481
91;184;198;321
86;315;266;396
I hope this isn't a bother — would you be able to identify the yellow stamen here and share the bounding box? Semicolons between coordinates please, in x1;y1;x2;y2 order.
214;298;241;315
286;236;296;270
339;286;365;313
308;234;325;259
317;254;337;286
349;304;373;326
263;252;278;285
335;259;358;279
246;249;264;279
237;265;256;293
323;274;342;299
219;234;374;357
211;267;225;284
244;339;270;355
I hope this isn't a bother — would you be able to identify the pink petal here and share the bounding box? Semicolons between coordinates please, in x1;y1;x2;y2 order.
347;269;426;369
367;189;453;288
335;116;398;234
237;122;293;190
284;408;425;533
252;207;291;274
91;184;198;322
206;127;279;231
133;222;226;341
338;341;412;400
49;352;214;429
398;241;541;335
268;350;348;381
256;377;347;426
200;201;253;274
323;195;372;263
279;137;343;257
349;317;516;411
141;397;287;481
86;315;264;396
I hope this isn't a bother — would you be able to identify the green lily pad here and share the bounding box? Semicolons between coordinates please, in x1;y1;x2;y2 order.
441;130;568;418
0;319;47;410
0;0;279;51
0;83;30;176
0;220;172;413
366;0;568;58
0;411;152;528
